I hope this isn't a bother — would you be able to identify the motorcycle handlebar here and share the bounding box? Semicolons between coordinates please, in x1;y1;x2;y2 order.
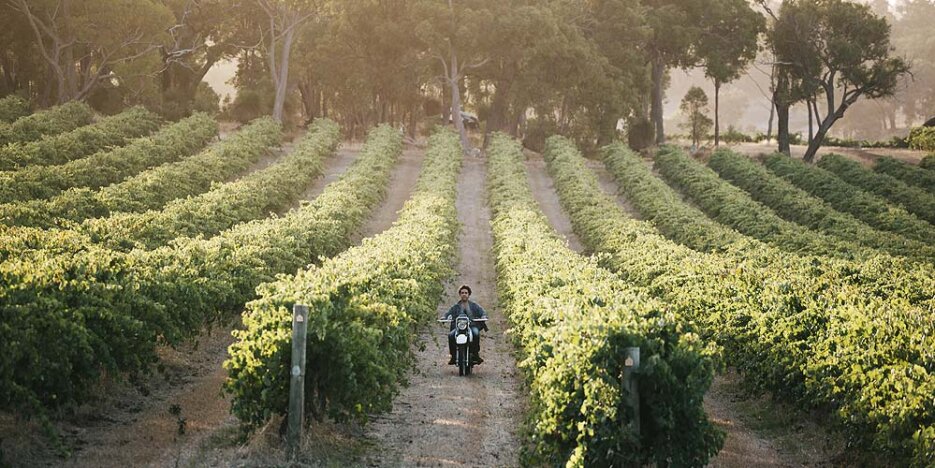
437;317;489;322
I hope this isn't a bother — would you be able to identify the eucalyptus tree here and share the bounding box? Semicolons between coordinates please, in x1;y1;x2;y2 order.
158;0;237;118
413;0;503;154
5;0;174;104
583;0;651;147
696;0;764;146
262;0;329;122
474;1;621;147
892;0;935;126
0;3;44;100
291;0;424;135
642;0;708;144
768;0;909;162
475;0;648;152
228;0;330;122
474;3;560;144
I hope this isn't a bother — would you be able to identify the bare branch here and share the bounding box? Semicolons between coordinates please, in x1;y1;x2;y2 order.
462;57;490;72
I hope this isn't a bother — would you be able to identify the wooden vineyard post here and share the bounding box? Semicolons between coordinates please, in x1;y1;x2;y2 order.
288;304;309;458
622;347;640;440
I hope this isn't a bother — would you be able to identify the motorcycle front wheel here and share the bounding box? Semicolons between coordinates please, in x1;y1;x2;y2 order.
458;346;468;376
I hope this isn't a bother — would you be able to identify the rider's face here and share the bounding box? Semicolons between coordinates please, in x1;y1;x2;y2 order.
459;290;470;301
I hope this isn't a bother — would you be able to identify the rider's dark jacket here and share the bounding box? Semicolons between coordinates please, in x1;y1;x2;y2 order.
444;301;488;331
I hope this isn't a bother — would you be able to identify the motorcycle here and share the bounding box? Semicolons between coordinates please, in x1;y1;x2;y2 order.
438;313;488;376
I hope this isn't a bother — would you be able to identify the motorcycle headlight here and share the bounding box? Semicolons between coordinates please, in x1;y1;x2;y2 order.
457;319;468;331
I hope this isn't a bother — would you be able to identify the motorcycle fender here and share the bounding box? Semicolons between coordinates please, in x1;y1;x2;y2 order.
455;334;468;345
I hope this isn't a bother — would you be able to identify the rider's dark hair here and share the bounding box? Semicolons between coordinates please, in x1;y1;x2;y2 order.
459;285;472;295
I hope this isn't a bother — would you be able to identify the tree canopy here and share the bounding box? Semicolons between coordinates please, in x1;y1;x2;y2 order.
768;0;910;161
0;0;922;157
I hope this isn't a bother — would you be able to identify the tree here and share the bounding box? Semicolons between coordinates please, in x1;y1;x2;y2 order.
696;0;764;146
235;0;327;123
643;0;707;145
413;0;500;154
5;0;173;104
475;0;647;151
680;86;712;148
768;0;909;162
288;1;424;136
892;0;935;126
158;0;236;118
0;3;45;100
581;0;650;148
473;3;562;145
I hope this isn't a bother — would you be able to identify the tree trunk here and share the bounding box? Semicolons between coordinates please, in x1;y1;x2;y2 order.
714;80;721;146
40;66;54;107
774;70;791;155
597;108;618;148
804;98;854;163
651;56;666;145
0;55;16;95
776;100;790;155
448;49;472;154
271;22;296;123
807;100;814;145
61;0;78;103
804;116;836;163
515;110;527;139
767;103;774;142
298;80;320;121
484;78;512;147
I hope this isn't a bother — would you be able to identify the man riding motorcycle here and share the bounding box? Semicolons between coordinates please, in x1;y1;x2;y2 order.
443;285;488;365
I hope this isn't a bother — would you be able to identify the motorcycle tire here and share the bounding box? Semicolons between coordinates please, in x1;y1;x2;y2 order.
458;348;467;376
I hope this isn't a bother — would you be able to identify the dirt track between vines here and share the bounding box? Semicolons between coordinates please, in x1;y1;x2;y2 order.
362;154;524;467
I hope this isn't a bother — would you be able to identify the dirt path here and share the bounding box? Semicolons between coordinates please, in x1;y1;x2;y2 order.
170;144;423;467
220;123;281;181
703;376;797;468
352;146;424;244
585;157;643;220
363;155;525;467
524;153;584;252
290;142;362;209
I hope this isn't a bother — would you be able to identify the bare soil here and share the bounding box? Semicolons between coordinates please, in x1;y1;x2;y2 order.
586;157;643;219
704;371;845;468
351;146;425;245
361;155;525;467
217;122;240;141
290;142;362;210
524;153;584;252
169;144;425;467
